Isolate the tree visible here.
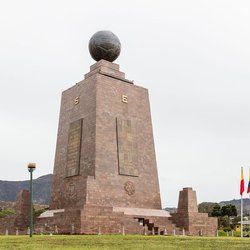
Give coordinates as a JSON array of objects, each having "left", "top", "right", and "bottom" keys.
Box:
[
  {"left": 211, "top": 204, "right": 222, "bottom": 217},
  {"left": 219, "top": 216, "right": 229, "bottom": 229},
  {"left": 221, "top": 204, "right": 237, "bottom": 217},
  {"left": 221, "top": 204, "right": 237, "bottom": 229},
  {"left": 231, "top": 216, "right": 241, "bottom": 229},
  {"left": 198, "top": 202, "right": 217, "bottom": 215},
  {"left": 210, "top": 204, "right": 238, "bottom": 230}
]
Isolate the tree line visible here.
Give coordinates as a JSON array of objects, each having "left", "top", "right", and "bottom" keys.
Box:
[{"left": 198, "top": 203, "right": 239, "bottom": 230}]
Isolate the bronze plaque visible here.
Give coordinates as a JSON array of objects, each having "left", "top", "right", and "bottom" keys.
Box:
[
  {"left": 66, "top": 119, "right": 82, "bottom": 177},
  {"left": 116, "top": 118, "right": 138, "bottom": 176}
]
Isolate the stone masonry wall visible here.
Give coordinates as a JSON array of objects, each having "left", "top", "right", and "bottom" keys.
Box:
[
  {"left": 50, "top": 75, "right": 97, "bottom": 210},
  {"left": 86, "top": 62, "right": 161, "bottom": 209},
  {"left": 14, "top": 189, "right": 30, "bottom": 230},
  {"left": 171, "top": 188, "right": 218, "bottom": 236},
  {"left": 50, "top": 60, "right": 162, "bottom": 211}
]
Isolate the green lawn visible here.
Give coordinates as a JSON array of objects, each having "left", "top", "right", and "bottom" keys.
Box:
[{"left": 0, "top": 235, "right": 249, "bottom": 250}]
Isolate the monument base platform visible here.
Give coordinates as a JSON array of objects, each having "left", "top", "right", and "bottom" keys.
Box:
[
  {"left": 0, "top": 188, "right": 218, "bottom": 236},
  {"left": 35, "top": 188, "right": 217, "bottom": 236},
  {"left": 36, "top": 204, "right": 179, "bottom": 235}
]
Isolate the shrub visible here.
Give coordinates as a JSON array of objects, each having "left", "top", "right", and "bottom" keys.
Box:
[
  {"left": 223, "top": 227, "right": 231, "bottom": 232},
  {"left": 0, "top": 209, "right": 15, "bottom": 218}
]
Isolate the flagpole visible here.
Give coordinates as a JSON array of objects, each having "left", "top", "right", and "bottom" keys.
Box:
[
  {"left": 241, "top": 194, "right": 243, "bottom": 238},
  {"left": 240, "top": 166, "right": 244, "bottom": 238}
]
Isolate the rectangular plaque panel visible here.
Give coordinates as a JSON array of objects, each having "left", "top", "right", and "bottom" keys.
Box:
[
  {"left": 66, "top": 119, "right": 82, "bottom": 177},
  {"left": 116, "top": 117, "right": 138, "bottom": 176}
]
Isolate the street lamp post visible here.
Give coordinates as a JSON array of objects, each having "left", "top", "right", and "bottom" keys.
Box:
[{"left": 27, "top": 163, "right": 36, "bottom": 238}]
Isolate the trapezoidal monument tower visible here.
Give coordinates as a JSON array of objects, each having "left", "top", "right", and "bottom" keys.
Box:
[{"left": 48, "top": 31, "right": 173, "bottom": 234}]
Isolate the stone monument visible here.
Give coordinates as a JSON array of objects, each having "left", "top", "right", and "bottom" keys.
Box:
[
  {"left": 47, "top": 30, "right": 171, "bottom": 234},
  {"left": 14, "top": 189, "right": 30, "bottom": 230},
  {"left": 171, "top": 188, "right": 217, "bottom": 236},
  {"left": 36, "top": 31, "right": 217, "bottom": 235},
  {"left": 0, "top": 189, "right": 30, "bottom": 235}
]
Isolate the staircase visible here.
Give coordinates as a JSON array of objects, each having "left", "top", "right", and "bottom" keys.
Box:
[{"left": 135, "top": 217, "right": 183, "bottom": 235}]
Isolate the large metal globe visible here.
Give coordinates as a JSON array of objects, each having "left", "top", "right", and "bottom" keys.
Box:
[{"left": 89, "top": 31, "right": 121, "bottom": 62}]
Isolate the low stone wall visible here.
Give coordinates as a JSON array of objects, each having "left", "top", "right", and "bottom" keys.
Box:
[
  {"left": 188, "top": 213, "right": 217, "bottom": 236},
  {"left": 0, "top": 216, "right": 15, "bottom": 235},
  {"left": 34, "top": 209, "right": 81, "bottom": 234},
  {"left": 171, "top": 212, "right": 217, "bottom": 236}
]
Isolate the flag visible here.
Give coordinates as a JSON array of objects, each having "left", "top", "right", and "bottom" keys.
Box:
[
  {"left": 240, "top": 167, "right": 244, "bottom": 196},
  {"left": 247, "top": 168, "right": 250, "bottom": 193}
]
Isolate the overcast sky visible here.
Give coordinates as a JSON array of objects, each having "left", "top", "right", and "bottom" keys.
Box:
[{"left": 0, "top": 0, "right": 250, "bottom": 207}]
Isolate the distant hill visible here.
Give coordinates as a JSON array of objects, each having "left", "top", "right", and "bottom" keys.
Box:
[
  {"left": 164, "top": 207, "right": 177, "bottom": 214},
  {"left": 0, "top": 174, "right": 52, "bottom": 205},
  {"left": 166, "top": 199, "right": 250, "bottom": 216}
]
